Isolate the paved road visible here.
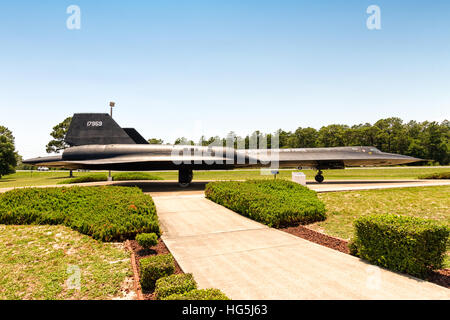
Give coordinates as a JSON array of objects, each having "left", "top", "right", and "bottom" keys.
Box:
[{"left": 151, "top": 193, "right": 449, "bottom": 300}]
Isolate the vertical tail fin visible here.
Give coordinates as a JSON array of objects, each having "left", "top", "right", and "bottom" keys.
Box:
[
  {"left": 122, "top": 128, "right": 150, "bottom": 144},
  {"left": 65, "top": 113, "right": 137, "bottom": 146}
]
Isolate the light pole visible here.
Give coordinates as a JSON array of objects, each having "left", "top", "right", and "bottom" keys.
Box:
[
  {"left": 110, "top": 101, "right": 115, "bottom": 117},
  {"left": 108, "top": 101, "right": 115, "bottom": 181}
]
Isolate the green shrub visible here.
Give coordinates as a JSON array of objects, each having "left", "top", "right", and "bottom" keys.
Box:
[
  {"left": 58, "top": 173, "right": 108, "bottom": 184},
  {"left": 139, "top": 254, "right": 175, "bottom": 291},
  {"left": 418, "top": 172, "right": 450, "bottom": 179},
  {"left": 350, "top": 214, "right": 449, "bottom": 278},
  {"left": 136, "top": 233, "right": 158, "bottom": 249},
  {"left": 205, "top": 180, "right": 326, "bottom": 228},
  {"left": 155, "top": 273, "right": 197, "bottom": 299},
  {"left": 162, "top": 288, "right": 230, "bottom": 300},
  {"left": 113, "top": 172, "right": 163, "bottom": 181},
  {"left": 0, "top": 186, "right": 160, "bottom": 241},
  {"left": 348, "top": 239, "right": 358, "bottom": 256},
  {"left": 58, "top": 172, "right": 163, "bottom": 184}
]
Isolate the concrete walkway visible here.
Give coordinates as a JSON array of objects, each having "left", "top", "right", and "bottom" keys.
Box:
[
  {"left": 152, "top": 194, "right": 450, "bottom": 300},
  {"left": 308, "top": 179, "right": 450, "bottom": 193},
  {"left": 1, "top": 179, "right": 448, "bottom": 195},
  {"left": 129, "top": 179, "right": 450, "bottom": 194}
]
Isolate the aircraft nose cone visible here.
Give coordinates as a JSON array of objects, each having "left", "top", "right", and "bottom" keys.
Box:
[
  {"left": 399, "top": 154, "right": 423, "bottom": 161},
  {"left": 23, "top": 155, "right": 63, "bottom": 165},
  {"left": 383, "top": 152, "right": 423, "bottom": 164}
]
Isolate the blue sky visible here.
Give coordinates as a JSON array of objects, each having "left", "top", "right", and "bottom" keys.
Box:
[{"left": 1, "top": 0, "right": 449, "bottom": 158}]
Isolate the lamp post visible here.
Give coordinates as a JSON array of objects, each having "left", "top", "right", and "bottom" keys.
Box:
[
  {"left": 110, "top": 101, "right": 115, "bottom": 117},
  {"left": 108, "top": 101, "right": 115, "bottom": 181}
]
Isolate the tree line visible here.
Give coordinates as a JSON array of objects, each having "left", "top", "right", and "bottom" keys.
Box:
[{"left": 164, "top": 118, "right": 449, "bottom": 165}]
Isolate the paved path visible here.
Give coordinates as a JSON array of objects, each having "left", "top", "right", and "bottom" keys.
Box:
[
  {"left": 151, "top": 193, "right": 450, "bottom": 300},
  {"left": 127, "top": 179, "right": 450, "bottom": 194},
  {"left": 1, "top": 179, "right": 449, "bottom": 195},
  {"left": 308, "top": 179, "right": 450, "bottom": 192}
]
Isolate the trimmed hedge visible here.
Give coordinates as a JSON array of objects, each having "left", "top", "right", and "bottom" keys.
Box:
[
  {"left": 350, "top": 214, "right": 449, "bottom": 278},
  {"left": 136, "top": 233, "right": 158, "bottom": 249},
  {"left": 162, "top": 288, "right": 230, "bottom": 300},
  {"left": 0, "top": 186, "right": 160, "bottom": 242},
  {"left": 59, "top": 172, "right": 163, "bottom": 184},
  {"left": 205, "top": 180, "right": 326, "bottom": 228},
  {"left": 113, "top": 172, "right": 163, "bottom": 181},
  {"left": 155, "top": 273, "right": 197, "bottom": 300},
  {"left": 418, "top": 172, "right": 450, "bottom": 179},
  {"left": 59, "top": 173, "right": 107, "bottom": 184},
  {"left": 139, "top": 254, "right": 175, "bottom": 290}
]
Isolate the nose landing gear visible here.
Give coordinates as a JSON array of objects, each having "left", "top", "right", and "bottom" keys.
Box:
[
  {"left": 315, "top": 170, "right": 324, "bottom": 183},
  {"left": 178, "top": 169, "right": 193, "bottom": 188}
]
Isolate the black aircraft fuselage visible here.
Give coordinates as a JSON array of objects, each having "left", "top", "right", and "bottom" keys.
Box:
[{"left": 24, "top": 113, "right": 422, "bottom": 185}]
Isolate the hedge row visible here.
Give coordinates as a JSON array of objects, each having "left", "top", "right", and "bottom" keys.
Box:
[
  {"left": 162, "top": 289, "right": 230, "bottom": 300},
  {"left": 205, "top": 180, "right": 326, "bottom": 228},
  {"left": 136, "top": 233, "right": 158, "bottom": 249},
  {"left": 418, "top": 172, "right": 450, "bottom": 180},
  {"left": 155, "top": 273, "right": 197, "bottom": 299},
  {"left": 0, "top": 186, "right": 160, "bottom": 242},
  {"left": 113, "top": 172, "right": 163, "bottom": 181},
  {"left": 139, "top": 254, "right": 229, "bottom": 300},
  {"left": 58, "top": 173, "right": 108, "bottom": 184},
  {"left": 140, "top": 254, "right": 175, "bottom": 290},
  {"left": 349, "top": 214, "right": 449, "bottom": 278},
  {"left": 59, "top": 172, "right": 163, "bottom": 184}
]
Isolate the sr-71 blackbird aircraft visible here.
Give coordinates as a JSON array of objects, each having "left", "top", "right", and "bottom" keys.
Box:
[{"left": 24, "top": 113, "right": 422, "bottom": 186}]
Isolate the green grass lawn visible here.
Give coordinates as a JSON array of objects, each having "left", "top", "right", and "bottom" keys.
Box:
[
  {"left": 312, "top": 185, "right": 450, "bottom": 268},
  {"left": 0, "top": 225, "right": 132, "bottom": 300},
  {"left": 1, "top": 167, "right": 449, "bottom": 189},
  {"left": 0, "top": 171, "right": 98, "bottom": 188}
]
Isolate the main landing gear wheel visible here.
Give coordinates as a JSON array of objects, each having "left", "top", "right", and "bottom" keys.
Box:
[
  {"left": 178, "top": 169, "right": 193, "bottom": 188},
  {"left": 315, "top": 170, "right": 324, "bottom": 183}
]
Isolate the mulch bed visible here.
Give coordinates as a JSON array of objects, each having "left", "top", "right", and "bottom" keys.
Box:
[
  {"left": 281, "top": 225, "right": 350, "bottom": 254},
  {"left": 127, "top": 239, "right": 184, "bottom": 300},
  {"left": 426, "top": 269, "right": 450, "bottom": 288},
  {"left": 281, "top": 225, "right": 450, "bottom": 289}
]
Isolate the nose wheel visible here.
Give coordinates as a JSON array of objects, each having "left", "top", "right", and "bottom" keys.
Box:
[
  {"left": 178, "top": 169, "right": 193, "bottom": 188},
  {"left": 315, "top": 170, "right": 324, "bottom": 183}
]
